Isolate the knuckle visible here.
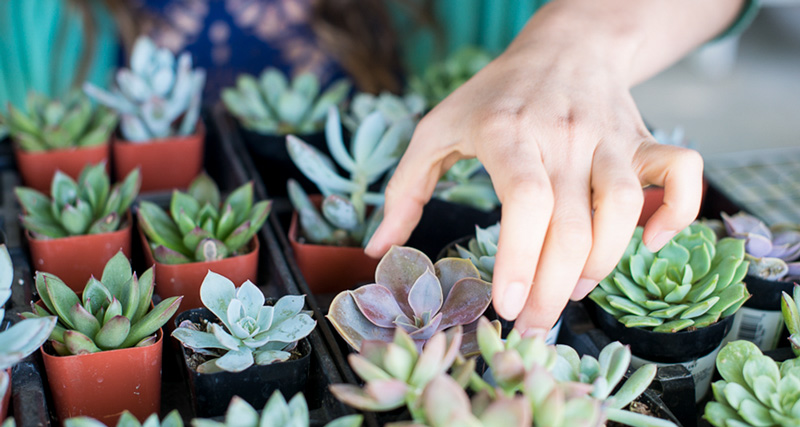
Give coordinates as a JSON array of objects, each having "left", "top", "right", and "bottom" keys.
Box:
[
  {"left": 501, "top": 177, "right": 554, "bottom": 209},
  {"left": 599, "top": 180, "right": 644, "bottom": 210}
]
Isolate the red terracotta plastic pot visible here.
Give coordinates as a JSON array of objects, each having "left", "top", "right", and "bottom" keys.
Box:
[
  {"left": 41, "top": 330, "right": 163, "bottom": 425},
  {"left": 0, "top": 368, "right": 9, "bottom": 422},
  {"left": 139, "top": 227, "right": 259, "bottom": 312},
  {"left": 288, "top": 210, "right": 379, "bottom": 294},
  {"left": 26, "top": 212, "right": 132, "bottom": 291},
  {"left": 14, "top": 143, "right": 110, "bottom": 194},
  {"left": 112, "top": 122, "right": 205, "bottom": 192}
]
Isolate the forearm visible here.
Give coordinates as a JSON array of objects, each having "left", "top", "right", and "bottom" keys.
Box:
[{"left": 506, "top": 0, "right": 747, "bottom": 87}]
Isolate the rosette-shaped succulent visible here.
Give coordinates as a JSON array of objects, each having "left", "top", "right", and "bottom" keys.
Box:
[
  {"left": 327, "top": 246, "right": 492, "bottom": 352},
  {"left": 2, "top": 90, "right": 118, "bottom": 152},
  {"left": 409, "top": 46, "right": 493, "bottom": 107},
  {"left": 589, "top": 224, "right": 751, "bottom": 333},
  {"left": 719, "top": 212, "right": 800, "bottom": 281},
  {"left": 222, "top": 68, "right": 350, "bottom": 135},
  {"left": 433, "top": 159, "right": 499, "bottom": 212},
  {"left": 16, "top": 162, "right": 140, "bottom": 239},
  {"left": 22, "top": 251, "right": 182, "bottom": 355},
  {"left": 343, "top": 91, "right": 425, "bottom": 130},
  {"left": 704, "top": 340, "right": 800, "bottom": 427},
  {"left": 138, "top": 174, "right": 271, "bottom": 263},
  {"left": 65, "top": 410, "right": 183, "bottom": 427},
  {"left": 172, "top": 272, "right": 316, "bottom": 373},
  {"left": 455, "top": 222, "right": 500, "bottom": 281},
  {"left": 782, "top": 284, "right": 800, "bottom": 357}
]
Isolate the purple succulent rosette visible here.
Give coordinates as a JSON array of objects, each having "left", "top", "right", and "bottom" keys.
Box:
[
  {"left": 327, "top": 246, "right": 492, "bottom": 354},
  {"left": 721, "top": 212, "right": 800, "bottom": 280}
]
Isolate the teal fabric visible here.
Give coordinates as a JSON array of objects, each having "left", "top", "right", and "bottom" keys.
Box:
[{"left": 0, "top": 0, "right": 118, "bottom": 113}]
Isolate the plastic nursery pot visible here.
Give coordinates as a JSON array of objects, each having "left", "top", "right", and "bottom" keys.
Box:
[
  {"left": 174, "top": 308, "right": 311, "bottom": 417},
  {"left": 726, "top": 274, "right": 795, "bottom": 351},
  {"left": 0, "top": 368, "right": 9, "bottom": 422},
  {"left": 288, "top": 208, "right": 379, "bottom": 295},
  {"left": 407, "top": 199, "right": 501, "bottom": 260},
  {"left": 41, "top": 329, "right": 163, "bottom": 425},
  {"left": 239, "top": 126, "right": 326, "bottom": 197},
  {"left": 112, "top": 121, "right": 205, "bottom": 192},
  {"left": 26, "top": 211, "right": 132, "bottom": 292},
  {"left": 139, "top": 227, "right": 259, "bottom": 312},
  {"left": 14, "top": 142, "right": 110, "bottom": 194}
]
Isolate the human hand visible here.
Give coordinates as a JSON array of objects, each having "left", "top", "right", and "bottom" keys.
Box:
[{"left": 364, "top": 2, "right": 711, "bottom": 332}]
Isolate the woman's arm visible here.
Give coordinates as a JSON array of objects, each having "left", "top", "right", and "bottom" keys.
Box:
[{"left": 365, "top": 0, "right": 748, "bottom": 332}]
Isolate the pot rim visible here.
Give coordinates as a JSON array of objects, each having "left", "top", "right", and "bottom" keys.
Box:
[
  {"left": 138, "top": 224, "right": 260, "bottom": 267},
  {"left": 40, "top": 328, "right": 164, "bottom": 361},
  {"left": 13, "top": 140, "right": 110, "bottom": 155}
]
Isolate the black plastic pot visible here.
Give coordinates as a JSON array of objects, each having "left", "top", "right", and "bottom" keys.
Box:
[
  {"left": 174, "top": 308, "right": 312, "bottom": 418},
  {"left": 742, "top": 274, "right": 794, "bottom": 310},
  {"left": 239, "top": 126, "right": 327, "bottom": 198},
  {"left": 594, "top": 303, "right": 735, "bottom": 363},
  {"left": 407, "top": 199, "right": 500, "bottom": 260}
]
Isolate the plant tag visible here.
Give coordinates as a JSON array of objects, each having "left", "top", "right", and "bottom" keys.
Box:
[
  {"left": 726, "top": 307, "right": 784, "bottom": 351},
  {"left": 630, "top": 344, "right": 721, "bottom": 403}
]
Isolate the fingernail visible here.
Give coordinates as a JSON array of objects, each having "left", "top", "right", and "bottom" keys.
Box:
[
  {"left": 645, "top": 230, "right": 677, "bottom": 252},
  {"left": 570, "top": 278, "right": 598, "bottom": 301},
  {"left": 501, "top": 281, "right": 528, "bottom": 319}
]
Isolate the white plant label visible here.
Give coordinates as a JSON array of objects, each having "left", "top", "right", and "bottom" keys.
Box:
[
  {"left": 727, "top": 307, "right": 784, "bottom": 351},
  {"left": 630, "top": 344, "right": 722, "bottom": 403}
]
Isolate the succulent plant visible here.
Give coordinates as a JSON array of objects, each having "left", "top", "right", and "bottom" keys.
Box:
[
  {"left": 137, "top": 174, "right": 271, "bottom": 264},
  {"left": 21, "top": 251, "right": 182, "bottom": 355},
  {"left": 64, "top": 410, "right": 183, "bottom": 427},
  {"left": 84, "top": 36, "right": 205, "bottom": 142},
  {"left": 782, "top": 284, "right": 800, "bottom": 357},
  {"left": 327, "top": 246, "right": 492, "bottom": 353},
  {"left": 2, "top": 90, "right": 118, "bottom": 152},
  {"left": 0, "top": 244, "right": 57, "bottom": 403},
  {"left": 717, "top": 212, "right": 800, "bottom": 281},
  {"left": 330, "top": 327, "right": 463, "bottom": 421},
  {"left": 455, "top": 222, "right": 500, "bottom": 281},
  {"left": 652, "top": 127, "right": 690, "bottom": 148},
  {"left": 342, "top": 91, "right": 425, "bottom": 131},
  {"left": 433, "top": 159, "right": 499, "bottom": 212},
  {"left": 15, "top": 162, "right": 141, "bottom": 239},
  {"left": 589, "top": 224, "right": 751, "bottom": 333},
  {"left": 172, "top": 271, "right": 316, "bottom": 373},
  {"left": 704, "top": 340, "right": 800, "bottom": 427},
  {"left": 409, "top": 46, "right": 493, "bottom": 107},
  {"left": 192, "top": 392, "right": 362, "bottom": 427},
  {"left": 287, "top": 107, "right": 413, "bottom": 247}
]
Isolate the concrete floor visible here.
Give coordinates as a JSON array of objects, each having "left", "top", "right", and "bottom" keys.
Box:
[{"left": 631, "top": 7, "right": 800, "bottom": 158}]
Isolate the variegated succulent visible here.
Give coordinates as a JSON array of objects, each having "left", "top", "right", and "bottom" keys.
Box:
[
  {"left": 172, "top": 271, "right": 316, "bottom": 373},
  {"left": 65, "top": 410, "right": 183, "bottom": 427},
  {"left": 16, "top": 162, "right": 140, "bottom": 239},
  {"left": 433, "top": 159, "right": 499, "bottom": 212},
  {"left": 84, "top": 36, "right": 205, "bottom": 142},
  {"left": 327, "top": 246, "right": 492, "bottom": 353},
  {"left": 137, "top": 174, "right": 271, "bottom": 264},
  {"left": 222, "top": 68, "right": 350, "bottom": 135},
  {"left": 2, "top": 90, "right": 118, "bottom": 152},
  {"left": 409, "top": 46, "right": 493, "bottom": 107},
  {"left": 192, "top": 393, "right": 362, "bottom": 427},
  {"left": 782, "top": 284, "right": 800, "bottom": 357},
  {"left": 705, "top": 340, "right": 800, "bottom": 427},
  {"left": 589, "top": 224, "right": 751, "bottom": 332},
  {"left": 287, "top": 107, "right": 413, "bottom": 247},
  {"left": 21, "top": 251, "right": 182, "bottom": 355},
  {"left": 717, "top": 212, "right": 800, "bottom": 281},
  {"left": 343, "top": 91, "right": 425, "bottom": 131},
  {"left": 455, "top": 222, "right": 500, "bottom": 281}
]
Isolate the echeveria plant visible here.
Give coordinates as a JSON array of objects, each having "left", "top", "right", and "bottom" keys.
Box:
[
  {"left": 719, "top": 212, "right": 800, "bottom": 281},
  {"left": 456, "top": 222, "right": 500, "bottom": 281},
  {"left": 84, "top": 36, "right": 205, "bottom": 142},
  {"left": 782, "top": 284, "right": 800, "bottom": 357},
  {"left": 704, "top": 340, "right": 800, "bottom": 427},
  {"left": 327, "top": 246, "right": 492, "bottom": 352},
  {"left": 192, "top": 392, "right": 362, "bottom": 427},
  {"left": 172, "top": 271, "right": 316, "bottom": 373},
  {"left": 287, "top": 107, "right": 413, "bottom": 247},
  {"left": 65, "top": 410, "right": 183, "bottom": 427},
  {"left": 342, "top": 91, "right": 425, "bottom": 131},
  {"left": 0, "top": 245, "right": 57, "bottom": 403},
  {"left": 16, "top": 162, "right": 141, "bottom": 239},
  {"left": 222, "top": 68, "right": 350, "bottom": 135},
  {"left": 589, "top": 224, "right": 750, "bottom": 332},
  {"left": 138, "top": 174, "right": 270, "bottom": 264},
  {"left": 2, "top": 90, "right": 118, "bottom": 152},
  {"left": 433, "top": 159, "right": 499, "bottom": 212},
  {"left": 409, "top": 46, "right": 492, "bottom": 107},
  {"left": 21, "top": 251, "right": 182, "bottom": 355}
]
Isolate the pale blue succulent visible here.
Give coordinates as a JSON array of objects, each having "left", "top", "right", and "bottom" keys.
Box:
[
  {"left": 172, "top": 272, "right": 316, "bottom": 373},
  {"left": 456, "top": 222, "right": 500, "bottom": 281},
  {"left": 65, "top": 410, "right": 183, "bottom": 427},
  {"left": 84, "top": 36, "right": 205, "bottom": 142},
  {"left": 343, "top": 91, "right": 425, "bottom": 131},
  {"left": 287, "top": 107, "right": 413, "bottom": 247},
  {"left": 434, "top": 159, "right": 499, "bottom": 212}
]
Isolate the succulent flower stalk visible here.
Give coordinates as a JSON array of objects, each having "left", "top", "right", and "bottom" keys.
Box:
[
  {"left": 172, "top": 272, "right": 316, "bottom": 373},
  {"left": 1, "top": 90, "right": 118, "bottom": 152},
  {"left": 15, "top": 162, "right": 140, "bottom": 239},
  {"left": 138, "top": 174, "right": 271, "bottom": 264},
  {"left": 718, "top": 212, "right": 800, "bottom": 281},
  {"left": 327, "top": 246, "right": 492, "bottom": 353},
  {"left": 589, "top": 224, "right": 751, "bottom": 332}
]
